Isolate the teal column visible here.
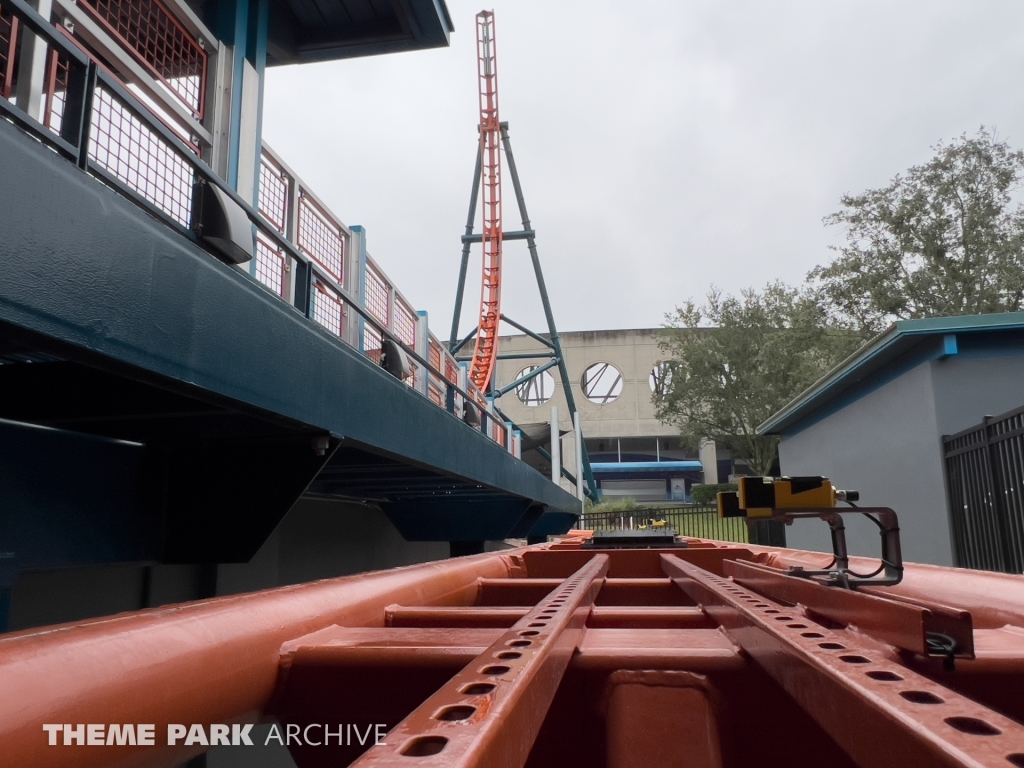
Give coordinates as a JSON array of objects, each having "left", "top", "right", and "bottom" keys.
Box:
[
  {"left": 244, "top": 0, "right": 268, "bottom": 278},
  {"left": 216, "top": 0, "right": 248, "bottom": 190},
  {"left": 247, "top": 0, "right": 269, "bottom": 206},
  {"left": 352, "top": 225, "right": 368, "bottom": 352}
]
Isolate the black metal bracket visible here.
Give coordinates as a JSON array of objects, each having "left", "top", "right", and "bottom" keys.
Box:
[{"left": 763, "top": 506, "right": 904, "bottom": 588}]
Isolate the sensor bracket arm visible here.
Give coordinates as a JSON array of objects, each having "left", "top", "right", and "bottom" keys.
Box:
[{"left": 762, "top": 507, "right": 904, "bottom": 589}]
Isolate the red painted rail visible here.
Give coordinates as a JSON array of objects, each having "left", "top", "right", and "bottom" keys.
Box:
[{"left": 2, "top": 538, "right": 1023, "bottom": 767}]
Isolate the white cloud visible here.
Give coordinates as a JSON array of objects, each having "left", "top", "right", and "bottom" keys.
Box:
[{"left": 263, "top": 0, "right": 1024, "bottom": 336}]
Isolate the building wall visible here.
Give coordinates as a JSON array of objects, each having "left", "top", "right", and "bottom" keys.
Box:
[
  {"left": 929, "top": 354, "right": 1024, "bottom": 436},
  {"left": 778, "top": 362, "right": 951, "bottom": 565},
  {"left": 494, "top": 329, "right": 676, "bottom": 440},
  {"left": 779, "top": 351, "right": 1024, "bottom": 567},
  {"left": 491, "top": 329, "right": 691, "bottom": 496}
]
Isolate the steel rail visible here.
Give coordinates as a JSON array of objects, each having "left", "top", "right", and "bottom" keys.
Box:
[
  {"left": 744, "top": 544, "right": 1024, "bottom": 630},
  {"left": 351, "top": 554, "right": 610, "bottom": 767},
  {"left": 468, "top": 10, "right": 503, "bottom": 393},
  {"left": 0, "top": 552, "right": 516, "bottom": 768},
  {"left": 661, "top": 554, "right": 1024, "bottom": 768}
]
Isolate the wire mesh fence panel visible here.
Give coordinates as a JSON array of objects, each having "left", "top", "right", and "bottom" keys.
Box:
[
  {"left": 255, "top": 232, "right": 286, "bottom": 297},
  {"left": 492, "top": 421, "right": 506, "bottom": 447},
  {"left": 311, "top": 278, "right": 343, "bottom": 337},
  {"left": 445, "top": 357, "right": 460, "bottom": 385},
  {"left": 77, "top": 0, "right": 207, "bottom": 116},
  {"left": 89, "top": 85, "right": 194, "bottom": 226},
  {"left": 944, "top": 406, "right": 1024, "bottom": 574},
  {"left": 364, "top": 264, "right": 389, "bottom": 326},
  {"left": 298, "top": 194, "right": 344, "bottom": 284},
  {"left": 394, "top": 299, "right": 416, "bottom": 347},
  {"left": 425, "top": 339, "right": 443, "bottom": 403},
  {"left": 362, "top": 323, "right": 383, "bottom": 366},
  {"left": 258, "top": 155, "right": 289, "bottom": 234}
]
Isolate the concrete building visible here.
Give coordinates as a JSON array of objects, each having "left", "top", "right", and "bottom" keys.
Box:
[
  {"left": 759, "top": 313, "right": 1024, "bottom": 567},
  {"left": 492, "top": 328, "right": 739, "bottom": 502}
]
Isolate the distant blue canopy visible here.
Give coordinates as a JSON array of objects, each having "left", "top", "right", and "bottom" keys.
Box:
[{"left": 591, "top": 461, "right": 703, "bottom": 473}]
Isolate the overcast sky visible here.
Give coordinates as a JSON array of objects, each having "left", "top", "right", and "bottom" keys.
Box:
[{"left": 262, "top": 1, "right": 1024, "bottom": 337}]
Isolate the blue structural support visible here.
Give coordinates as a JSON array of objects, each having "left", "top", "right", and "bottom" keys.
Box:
[
  {"left": 450, "top": 122, "right": 598, "bottom": 500},
  {"left": 0, "top": 115, "right": 580, "bottom": 578}
]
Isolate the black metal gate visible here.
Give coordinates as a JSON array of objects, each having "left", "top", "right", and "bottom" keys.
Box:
[{"left": 943, "top": 405, "right": 1024, "bottom": 573}]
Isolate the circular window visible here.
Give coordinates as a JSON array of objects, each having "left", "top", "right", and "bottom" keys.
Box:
[
  {"left": 649, "top": 361, "right": 673, "bottom": 395},
  {"left": 514, "top": 366, "right": 555, "bottom": 406},
  {"left": 580, "top": 362, "right": 622, "bottom": 404}
]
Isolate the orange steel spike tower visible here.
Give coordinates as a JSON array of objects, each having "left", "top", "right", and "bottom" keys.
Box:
[
  {"left": 468, "top": 10, "right": 502, "bottom": 392},
  {"left": 449, "top": 10, "right": 597, "bottom": 499}
]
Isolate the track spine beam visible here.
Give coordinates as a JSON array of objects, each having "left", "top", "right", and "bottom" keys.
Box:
[
  {"left": 662, "top": 554, "right": 1024, "bottom": 768},
  {"left": 351, "top": 554, "right": 609, "bottom": 767}
]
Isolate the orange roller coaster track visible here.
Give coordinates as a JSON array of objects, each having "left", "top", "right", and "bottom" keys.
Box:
[{"left": 468, "top": 10, "right": 502, "bottom": 393}]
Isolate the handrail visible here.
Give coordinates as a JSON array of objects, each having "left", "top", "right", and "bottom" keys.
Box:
[{"left": 0, "top": 3, "right": 516, "bottom": 452}]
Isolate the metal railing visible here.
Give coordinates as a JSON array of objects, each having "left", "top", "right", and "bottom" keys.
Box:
[
  {"left": 0, "top": 0, "right": 519, "bottom": 456},
  {"left": 579, "top": 506, "right": 749, "bottom": 544},
  {"left": 75, "top": 0, "right": 207, "bottom": 118},
  {"left": 943, "top": 404, "right": 1024, "bottom": 574}
]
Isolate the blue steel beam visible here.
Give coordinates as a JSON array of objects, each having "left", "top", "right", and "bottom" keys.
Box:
[{"left": 0, "top": 119, "right": 580, "bottom": 550}]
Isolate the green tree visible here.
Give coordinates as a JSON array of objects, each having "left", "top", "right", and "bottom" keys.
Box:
[
  {"left": 811, "top": 128, "right": 1024, "bottom": 333},
  {"left": 654, "top": 283, "right": 862, "bottom": 476}
]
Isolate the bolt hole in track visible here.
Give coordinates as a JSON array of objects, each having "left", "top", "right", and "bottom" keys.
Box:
[
  {"left": 435, "top": 706, "right": 477, "bottom": 722},
  {"left": 866, "top": 670, "right": 903, "bottom": 682},
  {"left": 401, "top": 736, "right": 448, "bottom": 756},
  {"left": 944, "top": 717, "right": 1002, "bottom": 736},
  {"left": 900, "top": 691, "right": 944, "bottom": 705},
  {"left": 660, "top": 555, "right": 1024, "bottom": 768}
]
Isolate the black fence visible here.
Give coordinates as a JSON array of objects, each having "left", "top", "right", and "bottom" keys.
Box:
[
  {"left": 943, "top": 405, "right": 1024, "bottom": 574},
  {"left": 580, "top": 506, "right": 750, "bottom": 544}
]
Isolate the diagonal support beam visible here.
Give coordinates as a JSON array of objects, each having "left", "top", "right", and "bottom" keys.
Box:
[
  {"left": 662, "top": 554, "right": 1024, "bottom": 768},
  {"left": 494, "top": 358, "right": 559, "bottom": 397},
  {"left": 499, "top": 123, "right": 596, "bottom": 499},
  {"left": 352, "top": 554, "right": 609, "bottom": 767}
]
